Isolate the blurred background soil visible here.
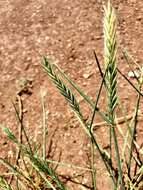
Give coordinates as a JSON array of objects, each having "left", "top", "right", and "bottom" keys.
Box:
[{"left": 0, "top": 0, "right": 143, "bottom": 189}]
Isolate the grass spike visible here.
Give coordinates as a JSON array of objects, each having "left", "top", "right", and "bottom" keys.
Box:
[
  {"left": 104, "top": 0, "right": 118, "bottom": 116},
  {"left": 104, "top": 1, "right": 125, "bottom": 189},
  {"left": 42, "top": 57, "right": 84, "bottom": 124}
]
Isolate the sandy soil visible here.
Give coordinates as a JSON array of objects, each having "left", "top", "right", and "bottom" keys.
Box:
[{"left": 0, "top": 0, "right": 143, "bottom": 189}]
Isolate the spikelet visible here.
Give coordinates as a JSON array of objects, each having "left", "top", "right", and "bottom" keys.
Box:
[
  {"left": 42, "top": 57, "right": 84, "bottom": 123},
  {"left": 103, "top": 0, "right": 117, "bottom": 119}
]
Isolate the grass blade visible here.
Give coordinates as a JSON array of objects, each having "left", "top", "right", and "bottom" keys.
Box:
[
  {"left": 40, "top": 89, "right": 48, "bottom": 161},
  {"left": 93, "top": 51, "right": 106, "bottom": 87}
]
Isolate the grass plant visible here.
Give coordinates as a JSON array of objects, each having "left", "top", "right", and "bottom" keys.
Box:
[{"left": 0, "top": 1, "right": 143, "bottom": 190}]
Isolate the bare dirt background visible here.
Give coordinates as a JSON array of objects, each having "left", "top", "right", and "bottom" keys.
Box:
[{"left": 0, "top": 0, "right": 143, "bottom": 189}]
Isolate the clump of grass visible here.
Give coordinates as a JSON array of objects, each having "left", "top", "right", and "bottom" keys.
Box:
[
  {"left": 0, "top": 1, "right": 143, "bottom": 190},
  {"left": 0, "top": 105, "right": 68, "bottom": 190}
]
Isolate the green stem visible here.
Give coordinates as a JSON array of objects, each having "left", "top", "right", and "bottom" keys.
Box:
[
  {"left": 90, "top": 138, "right": 96, "bottom": 190},
  {"left": 128, "top": 84, "right": 141, "bottom": 177},
  {"left": 111, "top": 125, "right": 125, "bottom": 189}
]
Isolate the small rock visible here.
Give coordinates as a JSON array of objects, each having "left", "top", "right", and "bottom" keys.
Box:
[
  {"left": 78, "top": 150, "right": 83, "bottom": 156},
  {"left": 23, "top": 109, "right": 27, "bottom": 113},
  {"left": 137, "top": 16, "right": 142, "bottom": 21},
  {"left": 128, "top": 70, "right": 140, "bottom": 78},
  {"left": 83, "top": 73, "right": 93, "bottom": 79}
]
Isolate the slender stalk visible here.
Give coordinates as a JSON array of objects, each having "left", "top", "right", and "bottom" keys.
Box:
[
  {"left": 89, "top": 68, "right": 111, "bottom": 189},
  {"left": 128, "top": 84, "right": 141, "bottom": 177},
  {"left": 89, "top": 68, "right": 109, "bottom": 131},
  {"left": 93, "top": 51, "right": 106, "bottom": 87},
  {"left": 87, "top": 68, "right": 117, "bottom": 184},
  {"left": 46, "top": 159, "right": 93, "bottom": 172},
  {"left": 89, "top": 130, "right": 116, "bottom": 186},
  {"left": 90, "top": 138, "right": 96, "bottom": 190},
  {"left": 40, "top": 90, "right": 47, "bottom": 161},
  {"left": 12, "top": 101, "right": 33, "bottom": 154}
]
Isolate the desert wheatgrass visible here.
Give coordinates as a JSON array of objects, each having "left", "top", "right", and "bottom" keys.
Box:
[
  {"left": 42, "top": 57, "right": 84, "bottom": 124},
  {"left": 103, "top": 1, "right": 125, "bottom": 189}
]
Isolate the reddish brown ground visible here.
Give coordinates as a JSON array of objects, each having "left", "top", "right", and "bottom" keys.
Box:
[{"left": 0, "top": 0, "right": 143, "bottom": 189}]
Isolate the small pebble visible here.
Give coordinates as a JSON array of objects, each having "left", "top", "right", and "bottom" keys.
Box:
[
  {"left": 128, "top": 70, "right": 140, "bottom": 78},
  {"left": 83, "top": 73, "right": 92, "bottom": 79}
]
